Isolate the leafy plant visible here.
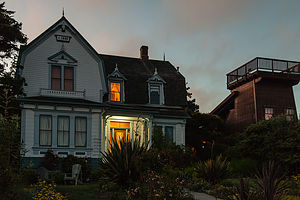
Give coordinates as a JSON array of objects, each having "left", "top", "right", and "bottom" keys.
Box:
[
  {"left": 254, "top": 161, "right": 290, "bottom": 200},
  {"left": 194, "top": 155, "right": 230, "bottom": 199},
  {"left": 99, "top": 137, "right": 148, "bottom": 185},
  {"left": 40, "top": 150, "right": 59, "bottom": 171}
]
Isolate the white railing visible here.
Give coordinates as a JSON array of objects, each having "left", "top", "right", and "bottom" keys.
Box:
[{"left": 40, "top": 88, "right": 85, "bottom": 99}]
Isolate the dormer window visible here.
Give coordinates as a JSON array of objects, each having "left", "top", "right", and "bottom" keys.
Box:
[
  {"left": 108, "top": 64, "right": 127, "bottom": 103},
  {"left": 110, "top": 82, "right": 121, "bottom": 102},
  {"left": 148, "top": 68, "right": 166, "bottom": 105}
]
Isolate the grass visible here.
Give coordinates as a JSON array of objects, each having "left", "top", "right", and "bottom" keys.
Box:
[{"left": 18, "top": 184, "right": 100, "bottom": 200}]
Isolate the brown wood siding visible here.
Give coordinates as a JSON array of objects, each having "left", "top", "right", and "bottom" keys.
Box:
[{"left": 226, "top": 81, "right": 256, "bottom": 132}]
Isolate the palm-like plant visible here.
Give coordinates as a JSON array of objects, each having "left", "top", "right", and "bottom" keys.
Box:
[
  {"left": 100, "top": 137, "right": 148, "bottom": 185},
  {"left": 194, "top": 155, "right": 230, "bottom": 199},
  {"left": 255, "top": 161, "right": 289, "bottom": 200}
]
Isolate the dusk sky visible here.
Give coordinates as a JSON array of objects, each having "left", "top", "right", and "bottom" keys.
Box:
[{"left": 6, "top": 0, "right": 300, "bottom": 113}]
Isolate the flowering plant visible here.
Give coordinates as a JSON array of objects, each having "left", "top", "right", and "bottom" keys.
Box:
[
  {"left": 126, "top": 170, "right": 191, "bottom": 200},
  {"left": 30, "top": 181, "right": 67, "bottom": 200},
  {"left": 40, "top": 149, "right": 59, "bottom": 170}
]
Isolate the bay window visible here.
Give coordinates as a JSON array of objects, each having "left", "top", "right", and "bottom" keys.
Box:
[
  {"left": 39, "top": 115, "right": 52, "bottom": 146},
  {"left": 75, "top": 117, "right": 87, "bottom": 147},
  {"left": 57, "top": 116, "right": 69, "bottom": 147}
]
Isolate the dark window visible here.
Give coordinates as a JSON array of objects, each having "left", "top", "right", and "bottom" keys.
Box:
[
  {"left": 75, "top": 117, "right": 87, "bottom": 147},
  {"left": 165, "top": 126, "right": 173, "bottom": 143},
  {"left": 39, "top": 115, "right": 52, "bottom": 146},
  {"left": 150, "top": 85, "right": 160, "bottom": 104},
  {"left": 286, "top": 108, "right": 295, "bottom": 121},
  {"left": 57, "top": 116, "right": 69, "bottom": 147},
  {"left": 51, "top": 65, "right": 61, "bottom": 90},
  {"left": 64, "top": 67, "right": 74, "bottom": 91}
]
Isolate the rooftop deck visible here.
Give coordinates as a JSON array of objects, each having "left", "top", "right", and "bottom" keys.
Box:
[{"left": 227, "top": 57, "right": 300, "bottom": 89}]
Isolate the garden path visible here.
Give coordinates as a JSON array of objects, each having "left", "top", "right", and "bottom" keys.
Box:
[{"left": 190, "top": 191, "right": 223, "bottom": 200}]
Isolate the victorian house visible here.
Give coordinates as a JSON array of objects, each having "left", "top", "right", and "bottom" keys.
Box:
[{"left": 18, "top": 16, "right": 188, "bottom": 167}]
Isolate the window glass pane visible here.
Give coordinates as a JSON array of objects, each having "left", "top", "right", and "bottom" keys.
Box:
[
  {"left": 40, "top": 115, "right": 52, "bottom": 146},
  {"left": 51, "top": 66, "right": 61, "bottom": 90},
  {"left": 165, "top": 126, "right": 173, "bottom": 143},
  {"left": 110, "top": 121, "right": 130, "bottom": 128},
  {"left": 264, "top": 108, "right": 273, "bottom": 120},
  {"left": 58, "top": 116, "right": 69, "bottom": 146},
  {"left": 75, "top": 117, "right": 87, "bottom": 147},
  {"left": 150, "top": 85, "right": 160, "bottom": 104},
  {"left": 64, "top": 67, "right": 74, "bottom": 91},
  {"left": 110, "top": 82, "right": 121, "bottom": 101}
]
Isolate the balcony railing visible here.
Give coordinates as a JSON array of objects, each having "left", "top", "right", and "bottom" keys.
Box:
[
  {"left": 40, "top": 88, "right": 85, "bottom": 99},
  {"left": 227, "top": 57, "right": 300, "bottom": 87}
]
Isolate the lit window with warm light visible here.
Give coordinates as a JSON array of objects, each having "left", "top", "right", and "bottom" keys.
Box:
[{"left": 110, "top": 82, "right": 121, "bottom": 102}]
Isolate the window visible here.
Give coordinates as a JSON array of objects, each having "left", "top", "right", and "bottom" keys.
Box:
[
  {"left": 51, "top": 65, "right": 74, "bottom": 91},
  {"left": 110, "top": 82, "right": 121, "bottom": 102},
  {"left": 75, "top": 117, "right": 87, "bottom": 147},
  {"left": 165, "top": 126, "right": 174, "bottom": 143},
  {"left": 51, "top": 65, "right": 61, "bottom": 90},
  {"left": 64, "top": 67, "right": 74, "bottom": 91},
  {"left": 150, "top": 85, "right": 160, "bottom": 104},
  {"left": 39, "top": 115, "right": 52, "bottom": 146},
  {"left": 57, "top": 116, "right": 69, "bottom": 147},
  {"left": 264, "top": 107, "right": 273, "bottom": 120},
  {"left": 153, "top": 125, "right": 174, "bottom": 144},
  {"left": 286, "top": 108, "right": 295, "bottom": 121}
]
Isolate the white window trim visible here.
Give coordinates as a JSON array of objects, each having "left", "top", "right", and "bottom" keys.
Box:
[
  {"left": 49, "top": 62, "right": 76, "bottom": 91},
  {"left": 148, "top": 82, "right": 165, "bottom": 105},
  {"left": 108, "top": 79, "right": 125, "bottom": 103},
  {"left": 155, "top": 124, "right": 175, "bottom": 143}
]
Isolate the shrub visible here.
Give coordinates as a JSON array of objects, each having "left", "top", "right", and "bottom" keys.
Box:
[
  {"left": 60, "top": 155, "right": 91, "bottom": 182},
  {"left": 99, "top": 137, "right": 148, "bottom": 186},
  {"left": 21, "top": 169, "right": 39, "bottom": 185},
  {"left": 40, "top": 150, "right": 59, "bottom": 171},
  {"left": 229, "top": 158, "right": 258, "bottom": 177},
  {"left": 126, "top": 170, "right": 191, "bottom": 200},
  {"left": 49, "top": 171, "right": 65, "bottom": 185}
]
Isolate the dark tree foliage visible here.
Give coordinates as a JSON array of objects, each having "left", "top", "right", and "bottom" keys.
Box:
[
  {"left": 0, "top": 2, "right": 27, "bottom": 72},
  {"left": 230, "top": 116, "right": 300, "bottom": 175},
  {"left": 0, "top": 2, "right": 27, "bottom": 117}
]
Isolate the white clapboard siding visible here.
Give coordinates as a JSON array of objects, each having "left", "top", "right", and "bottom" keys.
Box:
[
  {"left": 91, "top": 113, "right": 101, "bottom": 158},
  {"left": 22, "top": 28, "right": 104, "bottom": 103},
  {"left": 24, "top": 109, "right": 35, "bottom": 157}
]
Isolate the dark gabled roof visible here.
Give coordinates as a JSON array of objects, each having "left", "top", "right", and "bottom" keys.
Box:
[
  {"left": 211, "top": 91, "right": 239, "bottom": 118},
  {"left": 100, "top": 54, "right": 187, "bottom": 107}
]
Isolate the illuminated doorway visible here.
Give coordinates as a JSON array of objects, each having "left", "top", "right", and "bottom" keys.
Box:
[{"left": 110, "top": 121, "right": 130, "bottom": 148}]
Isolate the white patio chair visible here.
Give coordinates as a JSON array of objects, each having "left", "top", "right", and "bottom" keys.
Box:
[{"left": 64, "top": 164, "right": 82, "bottom": 185}]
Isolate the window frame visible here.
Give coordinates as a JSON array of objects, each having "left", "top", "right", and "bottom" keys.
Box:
[
  {"left": 148, "top": 82, "right": 164, "bottom": 105},
  {"left": 50, "top": 64, "right": 75, "bottom": 91},
  {"left": 57, "top": 116, "right": 70, "bottom": 147},
  {"left": 109, "top": 79, "right": 124, "bottom": 103},
  {"left": 39, "top": 115, "right": 52, "bottom": 146},
  {"left": 285, "top": 108, "right": 295, "bottom": 121},
  {"left": 264, "top": 107, "right": 274, "bottom": 120},
  {"left": 75, "top": 117, "right": 87, "bottom": 147},
  {"left": 154, "top": 124, "right": 175, "bottom": 143}
]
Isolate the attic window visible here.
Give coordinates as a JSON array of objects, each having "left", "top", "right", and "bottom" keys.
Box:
[
  {"left": 150, "top": 85, "right": 160, "bottom": 104},
  {"left": 147, "top": 68, "right": 165, "bottom": 105},
  {"left": 110, "top": 82, "right": 121, "bottom": 102}
]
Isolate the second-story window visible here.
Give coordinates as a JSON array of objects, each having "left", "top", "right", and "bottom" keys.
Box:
[
  {"left": 51, "top": 65, "right": 61, "bottom": 90},
  {"left": 265, "top": 107, "right": 273, "bottom": 120},
  {"left": 64, "top": 67, "right": 74, "bottom": 91},
  {"left": 110, "top": 82, "right": 121, "bottom": 102},
  {"left": 51, "top": 65, "right": 74, "bottom": 91},
  {"left": 150, "top": 85, "right": 160, "bottom": 104}
]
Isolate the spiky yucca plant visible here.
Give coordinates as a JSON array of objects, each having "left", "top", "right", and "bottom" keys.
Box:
[
  {"left": 194, "top": 155, "right": 230, "bottom": 199},
  {"left": 100, "top": 137, "right": 148, "bottom": 186},
  {"left": 255, "top": 161, "right": 289, "bottom": 200}
]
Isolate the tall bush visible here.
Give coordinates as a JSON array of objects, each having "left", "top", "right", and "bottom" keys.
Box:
[{"left": 100, "top": 137, "right": 148, "bottom": 185}]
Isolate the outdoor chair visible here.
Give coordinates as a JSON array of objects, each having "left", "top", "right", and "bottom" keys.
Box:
[
  {"left": 64, "top": 164, "right": 82, "bottom": 185},
  {"left": 37, "top": 167, "right": 49, "bottom": 180}
]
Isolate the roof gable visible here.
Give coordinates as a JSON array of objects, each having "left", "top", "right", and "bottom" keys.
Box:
[
  {"left": 48, "top": 50, "right": 77, "bottom": 64},
  {"left": 147, "top": 68, "right": 166, "bottom": 83}
]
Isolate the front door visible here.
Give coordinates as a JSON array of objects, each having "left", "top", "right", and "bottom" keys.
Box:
[{"left": 109, "top": 121, "right": 130, "bottom": 148}]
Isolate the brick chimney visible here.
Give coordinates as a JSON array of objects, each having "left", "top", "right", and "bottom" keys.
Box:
[{"left": 140, "top": 45, "right": 149, "bottom": 60}]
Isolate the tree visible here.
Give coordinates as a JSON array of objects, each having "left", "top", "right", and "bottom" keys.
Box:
[
  {"left": 0, "top": 3, "right": 27, "bottom": 199},
  {"left": 230, "top": 116, "right": 300, "bottom": 175}
]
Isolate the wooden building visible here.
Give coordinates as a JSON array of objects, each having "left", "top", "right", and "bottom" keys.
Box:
[{"left": 211, "top": 57, "right": 300, "bottom": 132}]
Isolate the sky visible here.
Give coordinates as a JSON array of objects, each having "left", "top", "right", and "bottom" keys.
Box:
[{"left": 5, "top": 0, "right": 300, "bottom": 113}]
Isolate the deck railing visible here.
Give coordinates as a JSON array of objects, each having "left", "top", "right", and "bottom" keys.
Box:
[
  {"left": 40, "top": 88, "right": 85, "bottom": 99},
  {"left": 227, "top": 57, "right": 300, "bottom": 87}
]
